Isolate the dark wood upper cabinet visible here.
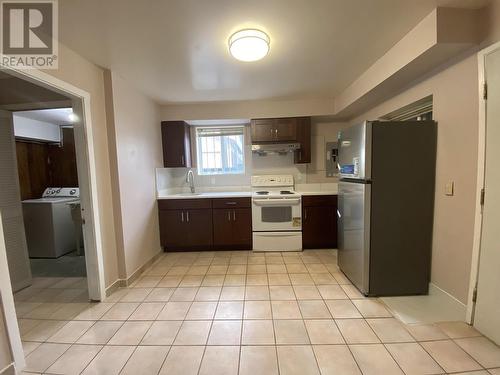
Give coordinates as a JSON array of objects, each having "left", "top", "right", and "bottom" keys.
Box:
[
  {"left": 250, "top": 119, "right": 276, "bottom": 143},
  {"left": 302, "top": 195, "right": 337, "bottom": 249},
  {"left": 251, "top": 117, "right": 297, "bottom": 143},
  {"left": 251, "top": 117, "right": 311, "bottom": 164},
  {"left": 274, "top": 118, "right": 298, "bottom": 141},
  {"left": 161, "top": 121, "right": 192, "bottom": 168},
  {"left": 294, "top": 117, "right": 311, "bottom": 164}
]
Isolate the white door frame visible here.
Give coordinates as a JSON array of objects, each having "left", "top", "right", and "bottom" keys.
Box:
[
  {"left": 0, "top": 64, "right": 106, "bottom": 302},
  {"left": 466, "top": 41, "right": 500, "bottom": 323}
]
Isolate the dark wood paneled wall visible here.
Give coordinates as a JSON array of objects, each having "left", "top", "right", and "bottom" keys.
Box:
[
  {"left": 49, "top": 128, "right": 79, "bottom": 187},
  {"left": 16, "top": 128, "right": 78, "bottom": 200}
]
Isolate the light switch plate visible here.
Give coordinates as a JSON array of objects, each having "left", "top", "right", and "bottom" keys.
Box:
[{"left": 445, "top": 181, "right": 454, "bottom": 196}]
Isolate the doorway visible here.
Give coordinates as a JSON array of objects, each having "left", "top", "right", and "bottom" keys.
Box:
[
  {"left": 468, "top": 43, "right": 500, "bottom": 344},
  {"left": 0, "top": 69, "right": 104, "bottom": 302},
  {"left": 14, "top": 108, "right": 86, "bottom": 279}
]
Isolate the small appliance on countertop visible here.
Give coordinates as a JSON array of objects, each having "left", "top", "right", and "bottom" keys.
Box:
[
  {"left": 251, "top": 175, "right": 302, "bottom": 252},
  {"left": 22, "top": 187, "right": 82, "bottom": 258}
]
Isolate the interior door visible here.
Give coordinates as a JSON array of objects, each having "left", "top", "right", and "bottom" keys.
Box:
[
  {"left": 0, "top": 110, "right": 32, "bottom": 292},
  {"left": 474, "top": 47, "right": 500, "bottom": 344}
]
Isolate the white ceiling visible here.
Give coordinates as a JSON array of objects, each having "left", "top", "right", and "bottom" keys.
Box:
[
  {"left": 58, "top": 0, "right": 488, "bottom": 104},
  {"left": 14, "top": 108, "right": 74, "bottom": 126}
]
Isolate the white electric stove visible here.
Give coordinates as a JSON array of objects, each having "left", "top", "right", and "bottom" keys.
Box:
[{"left": 251, "top": 175, "right": 302, "bottom": 252}]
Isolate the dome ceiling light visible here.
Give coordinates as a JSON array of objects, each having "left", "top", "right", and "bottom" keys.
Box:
[{"left": 228, "top": 29, "right": 270, "bottom": 62}]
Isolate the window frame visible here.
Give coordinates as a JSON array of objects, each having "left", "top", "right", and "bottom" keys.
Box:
[{"left": 195, "top": 125, "right": 246, "bottom": 176}]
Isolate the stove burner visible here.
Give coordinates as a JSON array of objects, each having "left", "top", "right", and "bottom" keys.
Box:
[
  {"left": 280, "top": 190, "right": 294, "bottom": 195},
  {"left": 255, "top": 191, "right": 269, "bottom": 195}
]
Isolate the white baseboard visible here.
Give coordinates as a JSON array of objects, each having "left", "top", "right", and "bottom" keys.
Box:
[{"left": 105, "top": 249, "right": 163, "bottom": 297}]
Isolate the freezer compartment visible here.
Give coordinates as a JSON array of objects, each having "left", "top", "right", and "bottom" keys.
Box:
[
  {"left": 338, "top": 181, "right": 371, "bottom": 294},
  {"left": 338, "top": 121, "right": 371, "bottom": 180}
]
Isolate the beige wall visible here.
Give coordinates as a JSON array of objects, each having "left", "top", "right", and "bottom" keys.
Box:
[
  {"left": 41, "top": 44, "right": 119, "bottom": 287},
  {"left": 306, "top": 121, "right": 348, "bottom": 183},
  {"left": 350, "top": 55, "right": 479, "bottom": 303},
  {"left": 106, "top": 72, "right": 162, "bottom": 278},
  {"left": 161, "top": 97, "right": 335, "bottom": 121},
  {"left": 347, "top": 1, "right": 500, "bottom": 305}
]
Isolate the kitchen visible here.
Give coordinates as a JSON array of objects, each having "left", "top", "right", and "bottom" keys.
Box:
[
  {"left": 2, "top": 1, "right": 500, "bottom": 374},
  {"left": 156, "top": 114, "right": 435, "bottom": 295}
]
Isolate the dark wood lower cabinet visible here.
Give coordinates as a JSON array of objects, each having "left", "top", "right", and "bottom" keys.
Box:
[
  {"left": 185, "top": 209, "right": 213, "bottom": 250},
  {"left": 302, "top": 195, "right": 338, "bottom": 249},
  {"left": 159, "top": 208, "right": 213, "bottom": 251},
  {"left": 159, "top": 197, "right": 251, "bottom": 251},
  {"left": 213, "top": 208, "right": 252, "bottom": 250}
]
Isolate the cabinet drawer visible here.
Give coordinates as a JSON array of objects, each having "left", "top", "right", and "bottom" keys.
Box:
[
  {"left": 158, "top": 198, "right": 212, "bottom": 210},
  {"left": 212, "top": 197, "right": 251, "bottom": 209},
  {"left": 302, "top": 195, "right": 337, "bottom": 207}
]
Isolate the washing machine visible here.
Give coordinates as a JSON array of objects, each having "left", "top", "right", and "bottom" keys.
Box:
[{"left": 22, "top": 187, "right": 81, "bottom": 258}]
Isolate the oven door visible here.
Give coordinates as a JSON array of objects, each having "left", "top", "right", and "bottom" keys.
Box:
[{"left": 252, "top": 197, "right": 302, "bottom": 231}]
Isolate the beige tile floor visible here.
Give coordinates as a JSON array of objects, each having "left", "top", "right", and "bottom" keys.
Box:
[{"left": 14, "top": 249, "right": 500, "bottom": 375}]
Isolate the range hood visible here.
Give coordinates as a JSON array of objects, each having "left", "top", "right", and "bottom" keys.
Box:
[{"left": 252, "top": 143, "right": 300, "bottom": 155}]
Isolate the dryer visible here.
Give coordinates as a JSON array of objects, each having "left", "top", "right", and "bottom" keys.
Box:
[{"left": 22, "top": 188, "right": 81, "bottom": 258}]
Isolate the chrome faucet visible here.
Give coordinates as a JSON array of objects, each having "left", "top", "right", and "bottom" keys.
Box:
[{"left": 186, "top": 169, "right": 195, "bottom": 193}]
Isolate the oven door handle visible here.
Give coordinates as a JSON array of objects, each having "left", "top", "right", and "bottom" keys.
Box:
[
  {"left": 256, "top": 232, "right": 301, "bottom": 237},
  {"left": 253, "top": 198, "right": 301, "bottom": 206}
]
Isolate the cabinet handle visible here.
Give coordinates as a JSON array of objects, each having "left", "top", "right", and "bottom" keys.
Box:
[
  {"left": 225, "top": 201, "right": 237, "bottom": 205},
  {"left": 275, "top": 128, "right": 278, "bottom": 138},
  {"left": 233, "top": 210, "right": 236, "bottom": 221},
  {"left": 186, "top": 211, "right": 190, "bottom": 222},
  {"left": 181, "top": 155, "right": 184, "bottom": 165},
  {"left": 299, "top": 151, "right": 302, "bottom": 161},
  {"left": 304, "top": 208, "right": 307, "bottom": 221},
  {"left": 227, "top": 211, "right": 231, "bottom": 221},
  {"left": 181, "top": 211, "right": 184, "bottom": 222}
]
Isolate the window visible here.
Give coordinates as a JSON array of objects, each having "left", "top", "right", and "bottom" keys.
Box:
[{"left": 196, "top": 126, "right": 245, "bottom": 175}]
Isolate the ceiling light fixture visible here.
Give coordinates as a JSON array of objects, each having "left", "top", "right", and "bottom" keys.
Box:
[{"left": 229, "top": 29, "right": 270, "bottom": 62}]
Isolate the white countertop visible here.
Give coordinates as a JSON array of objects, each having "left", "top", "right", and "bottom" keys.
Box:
[
  {"left": 157, "top": 183, "right": 337, "bottom": 199},
  {"left": 158, "top": 191, "right": 253, "bottom": 199},
  {"left": 295, "top": 183, "right": 338, "bottom": 196},
  {"left": 157, "top": 187, "right": 252, "bottom": 200}
]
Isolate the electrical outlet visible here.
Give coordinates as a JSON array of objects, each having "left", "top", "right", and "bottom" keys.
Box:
[{"left": 445, "top": 181, "right": 454, "bottom": 196}]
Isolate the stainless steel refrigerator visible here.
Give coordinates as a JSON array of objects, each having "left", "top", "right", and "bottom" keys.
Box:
[{"left": 337, "top": 120, "right": 437, "bottom": 296}]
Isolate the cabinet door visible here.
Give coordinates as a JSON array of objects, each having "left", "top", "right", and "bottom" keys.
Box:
[
  {"left": 159, "top": 210, "right": 186, "bottom": 248},
  {"left": 232, "top": 208, "right": 252, "bottom": 248},
  {"left": 161, "top": 121, "right": 192, "bottom": 167},
  {"left": 275, "top": 118, "right": 297, "bottom": 141},
  {"left": 294, "top": 117, "right": 311, "bottom": 164},
  {"left": 213, "top": 209, "right": 234, "bottom": 248},
  {"left": 251, "top": 119, "right": 276, "bottom": 143},
  {"left": 186, "top": 209, "right": 213, "bottom": 249},
  {"left": 303, "top": 205, "right": 337, "bottom": 249}
]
